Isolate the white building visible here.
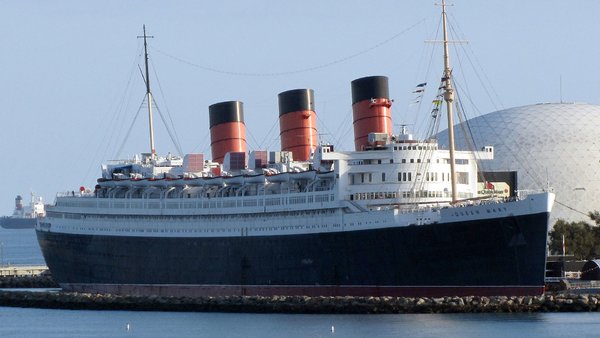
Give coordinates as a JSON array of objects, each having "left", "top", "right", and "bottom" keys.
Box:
[{"left": 440, "top": 103, "right": 600, "bottom": 224}]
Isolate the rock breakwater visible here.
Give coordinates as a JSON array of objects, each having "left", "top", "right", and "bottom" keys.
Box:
[
  {"left": 0, "top": 275, "right": 58, "bottom": 289},
  {"left": 0, "top": 292, "right": 599, "bottom": 313}
]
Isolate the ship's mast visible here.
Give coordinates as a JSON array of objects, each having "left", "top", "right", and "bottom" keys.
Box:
[
  {"left": 140, "top": 25, "right": 156, "bottom": 159},
  {"left": 441, "top": 0, "right": 458, "bottom": 203}
]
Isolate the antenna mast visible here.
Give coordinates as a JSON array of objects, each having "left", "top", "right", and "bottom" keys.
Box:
[
  {"left": 441, "top": 0, "right": 458, "bottom": 203},
  {"left": 139, "top": 25, "right": 156, "bottom": 159}
]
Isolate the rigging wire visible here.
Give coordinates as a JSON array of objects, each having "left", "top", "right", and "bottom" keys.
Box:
[
  {"left": 430, "top": 16, "right": 551, "bottom": 203},
  {"left": 189, "top": 129, "right": 212, "bottom": 155},
  {"left": 555, "top": 200, "right": 595, "bottom": 219},
  {"left": 316, "top": 106, "right": 354, "bottom": 150},
  {"left": 149, "top": 19, "right": 427, "bottom": 77},
  {"left": 104, "top": 44, "right": 145, "bottom": 160},
  {"left": 448, "top": 12, "right": 504, "bottom": 112},
  {"left": 79, "top": 41, "right": 144, "bottom": 187},
  {"left": 152, "top": 97, "right": 184, "bottom": 156},
  {"left": 453, "top": 82, "right": 491, "bottom": 187},
  {"left": 411, "top": 14, "right": 443, "bottom": 139},
  {"left": 255, "top": 118, "right": 280, "bottom": 150},
  {"left": 150, "top": 58, "right": 184, "bottom": 155},
  {"left": 244, "top": 126, "right": 262, "bottom": 153},
  {"left": 450, "top": 71, "right": 547, "bottom": 191},
  {"left": 116, "top": 95, "right": 147, "bottom": 159}
]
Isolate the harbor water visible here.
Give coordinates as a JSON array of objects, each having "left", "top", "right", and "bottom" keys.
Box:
[
  {"left": 0, "top": 227, "right": 44, "bottom": 266},
  {"left": 1, "top": 306, "right": 600, "bottom": 337},
  {"left": 1, "top": 228, "right": 600, "bottom": 337}
]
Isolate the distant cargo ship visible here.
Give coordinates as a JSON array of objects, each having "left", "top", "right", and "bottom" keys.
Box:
[
  {"left": 36, "top": 2, "right": 555, "bottom": 298},
  {"left": 1, "top": 194, "right": 45, "bottom": 229}
]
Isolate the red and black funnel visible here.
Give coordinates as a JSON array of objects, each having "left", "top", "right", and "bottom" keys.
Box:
[
  {"left": 209, "top": 101, "right": 247, "bottom": 164},
  {"left": 278, "top": 89, "right": 317, "bottom": 161},
  {"left": 351, "top": 76, "right": 392, "bottom": 150}
]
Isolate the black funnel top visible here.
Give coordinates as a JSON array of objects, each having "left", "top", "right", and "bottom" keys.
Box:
[
  {"left": 278, "top": 89, "right": 315, "bottom": 116},
  {"left": 351, "top": 76, "right": 389, "bottom": 105},
  {"left": 209, "top": 101, "right": 244, "bottom": 128}
]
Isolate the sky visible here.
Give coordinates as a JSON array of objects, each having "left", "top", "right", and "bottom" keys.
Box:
[{"left": 0, "top": 0, "right": 598, "bottom": 215}]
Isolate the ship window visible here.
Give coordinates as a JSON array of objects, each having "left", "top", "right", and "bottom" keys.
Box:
[
  {"left": 410, "top": 159, "right": 414, "bottom": 163},
  {"left": 457, "top": 172, "right": 469, "bottom": 184},
  {"left": 390, "top": 159, "right": 393, "bottom": 163},
  {"left": 408, "top": 172, "right": 412, "bottom": 181},
  {"left": 382, "top": 173, "right": 386, "bottom": 182},
  {"left": 417, "top": 159, "right": 421, "bottom": 163},
  {"left": 402, "top": 159, "right": 406, "bottom": 163},
  {"left": 378, "top": 160, "right": 382, "bottom": 164}
]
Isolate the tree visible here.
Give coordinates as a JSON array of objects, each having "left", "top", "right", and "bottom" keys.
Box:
[
  {"left": 548, "top": 212, "right": 600, "bottom": 260},
  {"left": 589, "top": 211, "right": 600, "bottom": 226}
]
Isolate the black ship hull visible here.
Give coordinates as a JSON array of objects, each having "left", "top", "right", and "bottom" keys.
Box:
[
  {"left": 1, "top": 216, "right": 36, "bottom": 229},
  {"left": 36, "top": 211, "right": 550, "bottom": 297}
]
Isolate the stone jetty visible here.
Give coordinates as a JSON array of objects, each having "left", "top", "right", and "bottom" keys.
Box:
[
  {"left": 0, "top": 275, "right": 58, "bottom": 289},
  {"left": 0, "top": 291, "right": 599, "bottom": 313},
  {"left": 1, "top": 275, "right": 598, "bottom": 313}
]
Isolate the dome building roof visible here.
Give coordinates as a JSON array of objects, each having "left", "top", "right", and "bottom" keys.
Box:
[{"left": 439, "top": 103, "right": 600, "bottom": 224}]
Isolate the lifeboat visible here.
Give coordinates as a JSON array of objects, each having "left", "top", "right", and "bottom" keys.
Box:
[
  {"left": 289, "top": 169, "right": 317, "bottom": 181},
  {"left": 266, "top": 172, "right": 290, "bottom": 183},
  {"left": 204, "top": 176, "right": 224, "bottom": 186},
  {"left": 317, "top": 170, "right": 335, "bottom": 179},
  {"left": 223, "top": 175, "right": 244, "bottom": 185},
  {"left": 243, "top": 174, "right": 266, "bottom": 184}
]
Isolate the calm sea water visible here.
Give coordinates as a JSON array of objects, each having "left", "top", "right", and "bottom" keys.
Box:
[
  {"left": 0, "top": 227, "right": 44, "bottom": 266},
  {"left": 1, "top": 228, "right": 600, "bottom": 337},
  {"left": 1, "top": 308, "right": 599, "bottom": 337}
]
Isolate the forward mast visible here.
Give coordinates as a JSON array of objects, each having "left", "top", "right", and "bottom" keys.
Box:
[
  {"left": 441, "top": 0, "right": 458, "bottom": 204},
  {"left": 139, "top": 25, "right": 156, "bottom": 159}
]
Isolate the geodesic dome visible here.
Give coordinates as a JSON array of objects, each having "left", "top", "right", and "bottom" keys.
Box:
[{"left": 439, "top": 103, "right": 600, "bottom": 224}]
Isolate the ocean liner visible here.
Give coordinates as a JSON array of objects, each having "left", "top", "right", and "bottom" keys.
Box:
[{"left": 36, "top": 3, "right": 555, "bottom": 297}]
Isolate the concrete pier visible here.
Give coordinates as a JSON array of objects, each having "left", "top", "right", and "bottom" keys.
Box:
[{"left": 0, "top": 265, "right": 48, "bottom": 277}]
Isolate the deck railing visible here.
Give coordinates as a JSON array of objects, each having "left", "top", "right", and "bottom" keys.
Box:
[{"left": 53, "top": 190, "right": 336, "bottom": 214}]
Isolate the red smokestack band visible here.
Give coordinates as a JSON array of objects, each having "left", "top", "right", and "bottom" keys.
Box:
[
  {"left": 351, "top": 76, "right": 392, "bottom": 150},
  {"left": 209, "top": 101, "right": 246, "bottom": 164},
  {"left": 278, "top": 89, "right": 317, "bottom": 161}
]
